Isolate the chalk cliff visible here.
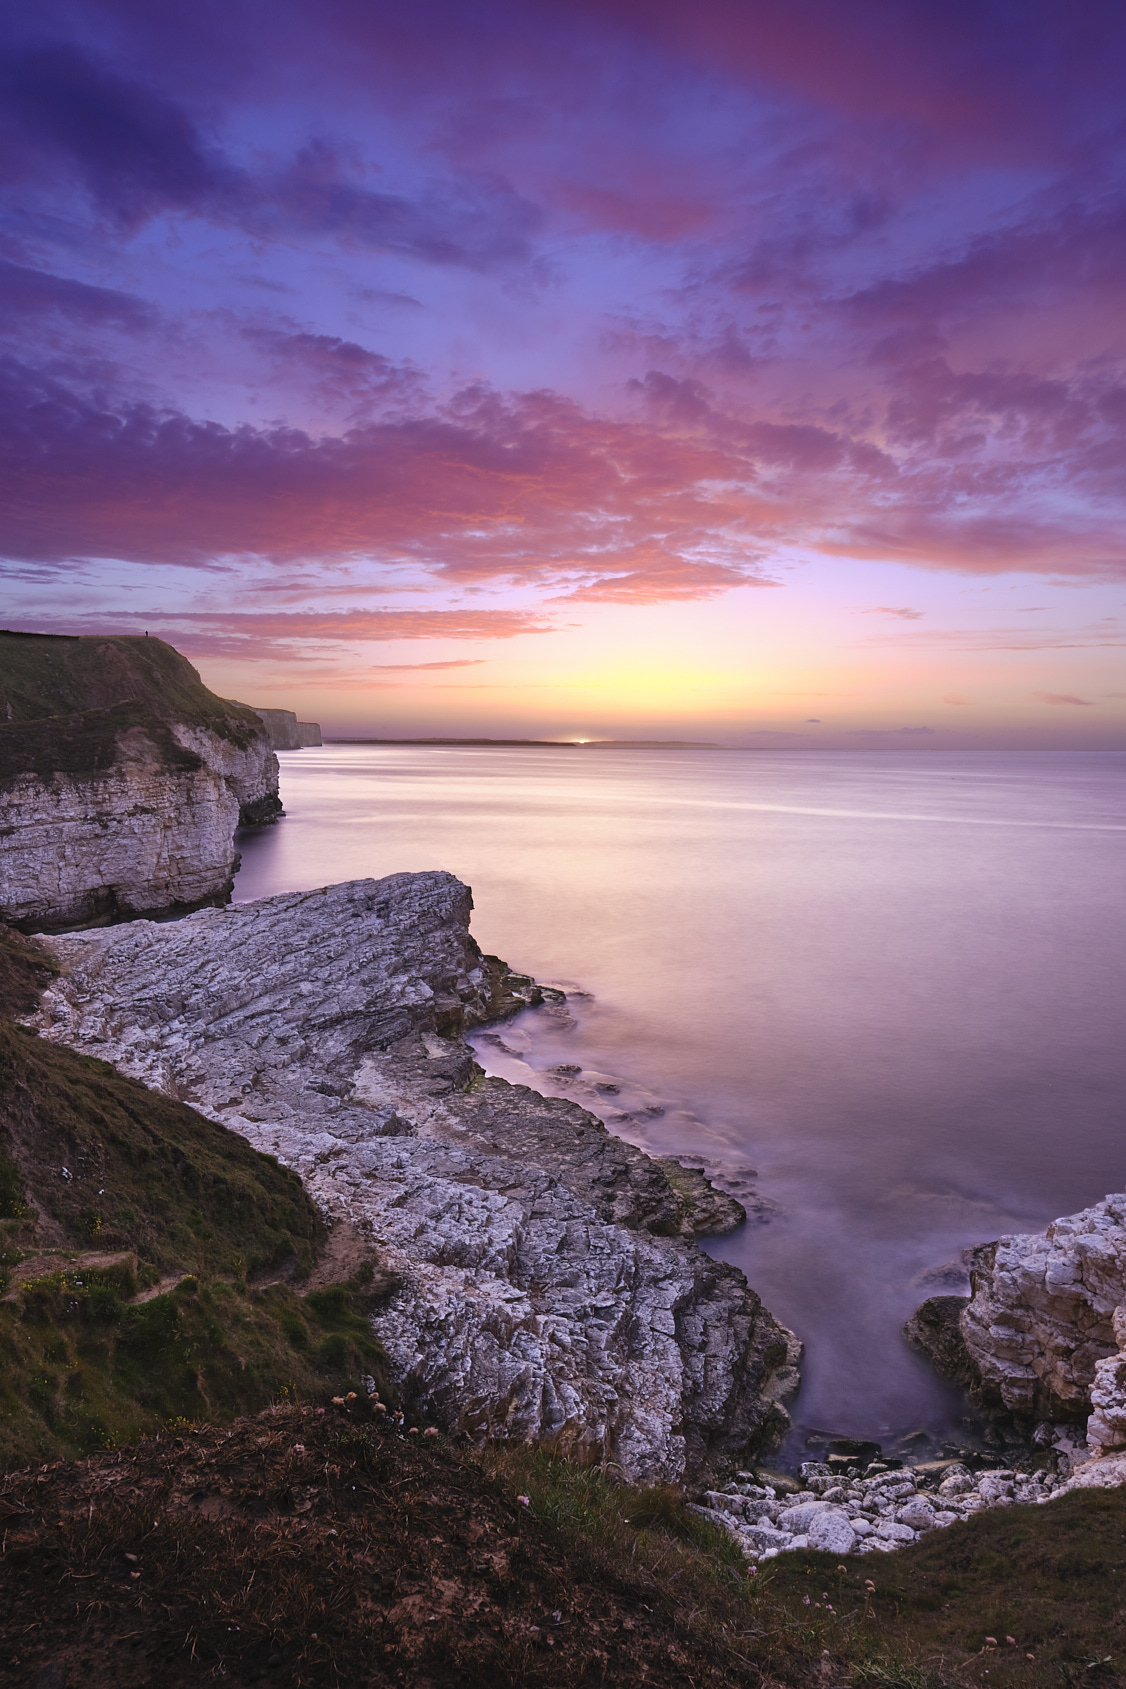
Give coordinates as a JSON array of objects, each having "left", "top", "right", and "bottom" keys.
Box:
[
  {"left": 908, "top": 1194, "right": 1126, "bottom": 1486},
  {"left": 27, "top": 871, "right": 800, "bottom": 1483},
  {"left": 0, "top": 632, "right": 280, "bottom": 930},
  {"left": 245, "top": 706, "right": 322, "bottom": 749}
]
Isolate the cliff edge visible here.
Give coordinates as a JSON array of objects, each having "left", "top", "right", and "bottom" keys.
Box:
[
  {"left": 0, "top": 631, "right": 281, "bottom": 930},
  {"left": 28, "top": 870, "right": 801, "bottom": 1484}
]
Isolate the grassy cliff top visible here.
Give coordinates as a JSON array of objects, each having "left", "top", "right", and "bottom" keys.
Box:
[
  {"left": 0, "top": 632, "right": 266, "bottom": 785},
  {"left": 0, "top": 631, "right": 260, "bottom": 736},
  {"left": 0, "top": 930, "right": 392, "bottom": 1470}
]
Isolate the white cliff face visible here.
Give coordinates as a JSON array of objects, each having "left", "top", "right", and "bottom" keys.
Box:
[
  {"left": 960, "top": 1196, "right": 1126, "bottom": 1425},
  {"left": 26, "top": 871, "right": 799, "bottom": 1484},
  {"left": 0, "top": 721, "right": 279, "bottom": 930},
  {"left": 170, "top": 723, "right": 281, "bottom": 826},
  {"left": 0, "top": 729, "right": 242, "bottom": 930}
]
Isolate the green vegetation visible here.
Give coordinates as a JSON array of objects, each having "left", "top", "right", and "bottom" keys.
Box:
[
  {"left": 0, "top": 931, "right": 393, "bottom": 1469},
  {"left": 1, "top": 927, "right": 1123, "bottom": 1682},
  {"left": 0, "top": 630, "right": 267, "bottom": 785},
  {"left": 0, "top": 629, "right": 263, "bottom": 739},
  {"left": 0, "top": 1254, "right": 390, "bottom": 1470}
]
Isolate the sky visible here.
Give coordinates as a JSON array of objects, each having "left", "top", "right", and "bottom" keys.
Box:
[{"left": 1, "top": 0, "right": 1125, "bottom": 745}]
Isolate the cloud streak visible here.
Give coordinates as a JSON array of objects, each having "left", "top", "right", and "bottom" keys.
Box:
[{"left": 2, "top": 0, "right": 1126, "bottom": 693}]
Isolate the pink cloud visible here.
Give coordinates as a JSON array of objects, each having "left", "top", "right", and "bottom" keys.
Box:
[{"left": 1033, "top": 691, "right": 1094, "bottom": 706}]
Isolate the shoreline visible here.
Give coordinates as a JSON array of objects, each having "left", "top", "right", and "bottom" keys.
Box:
[{"left": 22, "top": 872, "right": 803, "bottom": 1487}]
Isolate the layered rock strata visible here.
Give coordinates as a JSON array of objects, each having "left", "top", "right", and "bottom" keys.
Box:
[
  {"left": 0, "top": 634, "right": 281, "bottom": 930},
  {"left": 26, "top": 871, "right": 800, "bottom": 1484},
  {"left": 908, "top": 1194, "right": 1126, "bottom": 1489}
]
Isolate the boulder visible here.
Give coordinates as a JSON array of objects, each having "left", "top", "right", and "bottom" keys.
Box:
[
  {"left": 806, "top": 1508, "right": 856, "bottom": 1555},
  {"left": 777, "top": 1501, "right": 828, "bottom": 1533}
]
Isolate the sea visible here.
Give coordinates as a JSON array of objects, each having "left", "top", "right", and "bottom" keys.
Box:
[{"left": 233, "top": 745, "right": 1126, "bottom": 1459}]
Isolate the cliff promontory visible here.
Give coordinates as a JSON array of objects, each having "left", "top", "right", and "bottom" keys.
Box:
[
  {"left": 28, "top": 870, "right": 800, "bottom": 1484},
  {"left": 0, "top": 632, "right": 281, "bottom": 930}
]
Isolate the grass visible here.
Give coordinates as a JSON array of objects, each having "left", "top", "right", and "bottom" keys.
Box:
[
  {"left": 0, "top": 1015, "right": 325, "bottom": 1283},
  {"left": 0, "top": 633, "right": 280, "bottom": 822},
  {"left": 3, "top": 1404, "right": 1126, "bottom": 1687},
  {"left": 0, "top": 630, "right": 264, "bottom": 745},
  {"left": 0, "top": 932, "right": 394, "bottom": 1469},
  {"left": 0, "top": 1259, "right": 392, "bottom": 1468}
]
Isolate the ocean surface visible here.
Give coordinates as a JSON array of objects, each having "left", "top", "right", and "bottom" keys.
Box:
[{"left": 234, "top": 746, "right": 1126, "bottom": 1457}]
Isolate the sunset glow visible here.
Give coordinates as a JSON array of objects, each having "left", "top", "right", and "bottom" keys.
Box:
[{"left": 2, "top": 1, "right": 1124, "bottom": 744}]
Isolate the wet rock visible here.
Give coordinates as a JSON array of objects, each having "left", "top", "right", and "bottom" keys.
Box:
[
  {"left": 903, "top": 1295, "right": 976, "bottom": 1387},
  {"left": 653, "top": 1159, "right": 747, "bottom": 1237}
]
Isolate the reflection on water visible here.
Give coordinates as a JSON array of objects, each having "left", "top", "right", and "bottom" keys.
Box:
[{"left": 235, "top": 747, "right": 1126, "bottom": 1449}]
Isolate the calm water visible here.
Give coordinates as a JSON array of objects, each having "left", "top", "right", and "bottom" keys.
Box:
[{"left": 234, "top": 747, "right": 1126, "bottom": 1453}]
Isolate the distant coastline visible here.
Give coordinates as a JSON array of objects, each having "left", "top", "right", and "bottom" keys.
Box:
[{"left": 325, "top": 737, "right": 720, "bottom": 748}]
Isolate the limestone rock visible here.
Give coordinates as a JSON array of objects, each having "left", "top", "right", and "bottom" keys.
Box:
[
  {"left": 777, "top": 1501, "right": 827, "bottom": 1533},
  {"left": 244, "top": 707, "right": 321, "bottom": 751},
  {"left": 0, "top": 633, "right": 281, "bottom": 929},
  {"left": 807, "top": 1507, "right": 856, "bottom": 1554},
  {"left": 957, "top": 1197, "right": 1126, "bottom": 1422},
  {"left": 701, "top": 1450, "right": 1065, "bottom": 1559},
  {"left": 0, "top": 749, "right": 244, "bottom": 930},
  {"left": 1088, "top": 1352, "right": 1126, "bottom": 1456},
  {"left": 875, "top": 1519, "right": 917, "bottom": 1544},
  {"left": 653, "top": 1159, "right": 746, "bottom": 1236},
  {"left": 27, "top": 871, "right": 799, "bottom": 1484}
]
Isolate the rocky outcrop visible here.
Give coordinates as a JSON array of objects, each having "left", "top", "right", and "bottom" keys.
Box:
[
  {"left": 903, "top": 1294, "right": 981, "bottom": 1392},
  {"left": 955, "top": 1199, "right": 1126, "bottom": 1424},
  {"left": 907, "top": 1195, "right": 1126, "bottom": 1492},
  {"left": 0, "top": 743, "right": 244, "bottom": 931},
  {"left": 25, "top": 871, "right": 800, "bottom": 1484},
  {"left": 0, "top": 633, "right": 281, "bottom": 929}
]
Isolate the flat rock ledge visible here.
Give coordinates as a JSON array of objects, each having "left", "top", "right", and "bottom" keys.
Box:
[{"left": 25, "top": 871, "right": 800, "bottom": 1485}]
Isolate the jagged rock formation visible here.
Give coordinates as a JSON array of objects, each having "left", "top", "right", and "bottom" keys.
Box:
[
  {"left": 907, "top": 1194, "right": 1126, "bottom": 1489},
  {"left": 26, "top": 871, "right": 800, "bottom": 1483},
  {"left": 0, "top": 633, "right": 281, "bottom": 930}
]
